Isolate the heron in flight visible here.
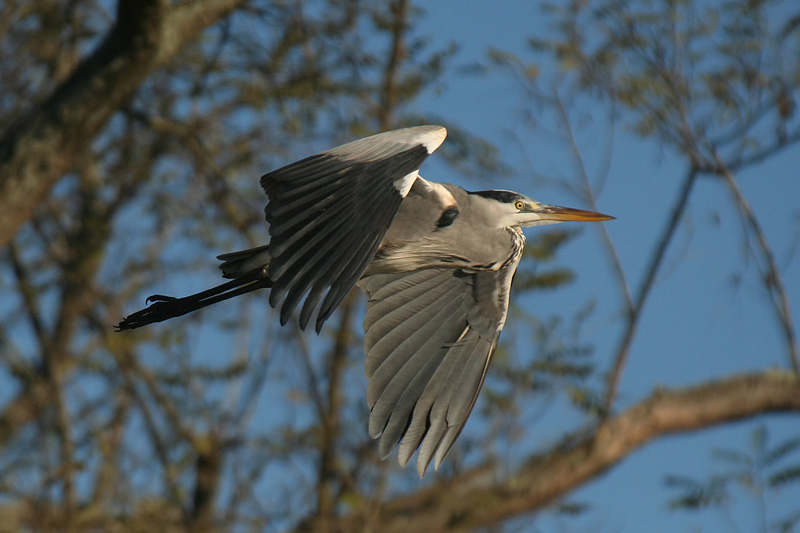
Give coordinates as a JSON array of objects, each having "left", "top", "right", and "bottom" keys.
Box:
[{"left": 117, "top": 125, "right": 613, "bottom": 476}]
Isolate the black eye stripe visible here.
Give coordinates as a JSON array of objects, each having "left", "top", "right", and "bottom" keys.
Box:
[{"left": 469, "top": 190, "right": 524, "bottom": 204}]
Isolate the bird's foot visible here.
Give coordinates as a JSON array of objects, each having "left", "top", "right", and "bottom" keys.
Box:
[
  {"left": 145, "top": 294, "right": 179, "bottom": 304},
  {"left": 115, "top": 294, "right": 187, "bottom": 331}
]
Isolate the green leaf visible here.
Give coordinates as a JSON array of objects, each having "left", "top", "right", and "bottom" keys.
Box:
[
  {"left": 769, "top": 466, "right": 800, "bottom": 488},
  {"left": 765, "top": 437, "right": 800, "bottom": 466}
]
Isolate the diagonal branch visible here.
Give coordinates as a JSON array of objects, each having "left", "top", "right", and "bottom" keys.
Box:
[
  {"left": 6, "top": 242, "right": 50, "bottom": 354},
  {"left": 552, "top": 91, "right": 633, "bottom": 316},
  {"left": 0, "top": 0, "right": 244, "bottom": 246},
  {"left": 603, "top": 165, "right": 699, "bottom": 413},
  {"left": 301, "top": 371, "right": 800, "bottom": 533},
  {"left": 712, "top": 153, "right": 799, "bottom": 374}
]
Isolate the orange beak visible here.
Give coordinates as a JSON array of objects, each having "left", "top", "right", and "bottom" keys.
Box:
[{"left": 534, "top": 205, "right": 615, "bottom": 222}]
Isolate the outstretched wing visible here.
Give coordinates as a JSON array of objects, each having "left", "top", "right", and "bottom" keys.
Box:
[
  {"left": 262, "top": 125, "right": 447, "bottom": 332},
  {"left": 357, "top": 256, "right": 520, "bottom": 477}
]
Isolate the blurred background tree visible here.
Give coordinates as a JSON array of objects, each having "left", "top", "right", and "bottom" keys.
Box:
[{"left": 0, "top": 0, "right": 798, "bottom": 531}]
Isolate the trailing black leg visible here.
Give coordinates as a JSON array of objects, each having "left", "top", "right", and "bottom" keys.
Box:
[{"left": 115, "top": 267, "right": 272, "bottom": 331}]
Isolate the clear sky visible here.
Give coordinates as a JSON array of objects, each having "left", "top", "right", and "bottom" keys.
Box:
[{"left": 405, "top": 1, "right": 800, "bottom": 531}]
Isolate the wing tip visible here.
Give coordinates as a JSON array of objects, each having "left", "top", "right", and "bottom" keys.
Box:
[
  {"left": 417, "top": 449, "right": 434, "bottom": 478},
  {"left": 418, "top": 125, "right": 447, "bottom": 154}
]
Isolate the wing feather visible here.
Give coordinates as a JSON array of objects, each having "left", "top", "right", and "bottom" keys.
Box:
[
  {"left": 415, "top": 335, "right": 479, "bottom": 474},
  {"left": 364, "top": 272, "right": 459, "bottom": 377},
  {"left": 367, "top": 288, "right": 464, "bottom": 438},
  {"left": 263, "top": 126, "right": 447, "bottom": 331},
  {"left": 358, "top": 254, "right": 520, "bottom": 476}
]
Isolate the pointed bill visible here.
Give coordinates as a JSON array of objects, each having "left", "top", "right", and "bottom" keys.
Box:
[{"left": 535, "top": 205, "right": 614, "bottom": 222}]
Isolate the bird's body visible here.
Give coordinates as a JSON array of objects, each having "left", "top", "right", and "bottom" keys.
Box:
[
  {"left": 117, "top": 125, "right": 612, "bottom": 476},
  {"left": 369, "top": 179, "right": 525, "bottom": 275}
]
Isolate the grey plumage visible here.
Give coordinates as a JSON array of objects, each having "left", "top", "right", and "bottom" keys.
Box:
[{"left": 117, "top": 125, "right": 612, "bottom": 476}]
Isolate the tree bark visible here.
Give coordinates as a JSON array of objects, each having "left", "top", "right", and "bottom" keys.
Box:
[
  {"left": 299, "top": 372, "right": 800, "bottom": 533},
  {"left": 0, "top": 0, "right": 243, "bottom": 246}
]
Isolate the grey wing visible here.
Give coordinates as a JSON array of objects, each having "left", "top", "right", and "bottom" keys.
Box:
[
  {"left": 262, "top": 125, "right": 447, "bottom": 332},
  {"left": 358, "top": 256, "right": 520, "bottom": 477}
]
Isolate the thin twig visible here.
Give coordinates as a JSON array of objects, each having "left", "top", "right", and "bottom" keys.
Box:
[
  {"left": 116, "top": 350, "right": 188, "bottom": 516},
  {"left": 712, "top": 152, "right": 799, "bottom": 374},
  {"left": 603, "top": 166, "right": 699, "bottom": 414},
  {"left": 378, "top": 0, "right": 408, "bottom": 130},
  {"left": 7, "top": 241, "right": 50, "bottom": 354},
  {"left": 296, "top": 329, "right": 326, "bottom": 423},
  {"left": 552, "top": 91, "right": 633, "bottom": 315},
  {"left": 316, "top": 293, "right": 355, "bottom": 522}
]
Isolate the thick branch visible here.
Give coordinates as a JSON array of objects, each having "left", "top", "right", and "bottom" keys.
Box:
[
  {"left": 188, "top": 434, "right": 224, "bottom": 531},
  {"left": 0, "top": 0, "right": 243, "bottom": 246},
  {"left": 303, "top": 372, "right": 800, "bottom": 533}
]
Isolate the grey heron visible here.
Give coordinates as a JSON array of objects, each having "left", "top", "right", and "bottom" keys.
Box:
[{"left": 117, "top": 125, "right": 613, "bottom": 476}]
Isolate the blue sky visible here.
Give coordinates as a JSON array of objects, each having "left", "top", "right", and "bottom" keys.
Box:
[
  {"left": 2, "top": 1, "right": 793, "bottom": 529},
  {"left": 403, "top": 1, "right": 800, "bottom": 531}
]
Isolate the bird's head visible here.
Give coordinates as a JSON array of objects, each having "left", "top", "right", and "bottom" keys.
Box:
[{"left": 471, "top": 190, "right": 614, "bottom": 228}]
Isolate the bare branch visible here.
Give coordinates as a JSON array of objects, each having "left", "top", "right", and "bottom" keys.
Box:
[
  {"left": 6, "top": 242, "right": 49, "bottom": 353},
  {"left": 303, "top": 372, "right": 800, "bottom": 533},
  {"left": 50, "top": 372, "right": 76, "bottom": 525},
  {"left": 603, "top": 165, "right": 699, "bottom": 413},
  {"left": 316, "top": 294, "right": 355, "bottom": 523},
  {"left": 188, "top": 433, "right": 224, "bottom": 531},
  {"left": 377, "top": 0, "right": 409, "bottom": 130},
  {"left": 712, "top": 152, "right": 799, "bottom": 374},
  {"left": 116, "top": 348, "right": 188, "bottom": 514},
  {"left": 726, "top": 126, "right": 800, "bottom": 174},
  {"left": 552, "top": 91, "right": 633, "bottom": 315},
  {"left": 0, "top": 0, "right": 244, "bottom": 246}
]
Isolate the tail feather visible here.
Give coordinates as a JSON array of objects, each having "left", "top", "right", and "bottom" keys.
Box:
[{"left": 217, "top": 245, "right": 271, "bottom": 279}]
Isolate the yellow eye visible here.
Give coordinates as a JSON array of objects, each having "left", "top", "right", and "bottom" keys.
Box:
[{"left": 514, "top": 201, "right": 526, "bottom": 210}]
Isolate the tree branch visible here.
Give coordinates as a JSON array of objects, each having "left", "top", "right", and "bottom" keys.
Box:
[
  {"left": 712, "top": 153, "right": 799, "bottom": 374},
  {"left": 188, "top": 433, "right": 224, "bottom": 531},
  {"left": 302, "top": 372, "right": 800, "bottom": 533},
  {"left": 0, "top": 0, "right": 243, "bottom": 246},
  {"left": 552, "top": 90, "right": 633, "bottom": 317},
  {"left": 603, "top": 165, "right": 699, "bottom": 413},
  {"left": 377, "top": 0, "right": 409, "bottom": 130},
  {"left": 315, "top": 293, "right": 355, "bottom": 524}
]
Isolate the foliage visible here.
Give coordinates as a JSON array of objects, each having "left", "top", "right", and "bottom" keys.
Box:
[
  {"left": 532, "top": 0, "right": 800, "bottom": 160},
  {"left": 0, "top": 0, "right": 480, "bottom": 529},
  {"left": 0, "top": 0, "right": 798, "bottom": 531},
  {"left": 665, "top": 426, "right": 800, "bottom": 532}
]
